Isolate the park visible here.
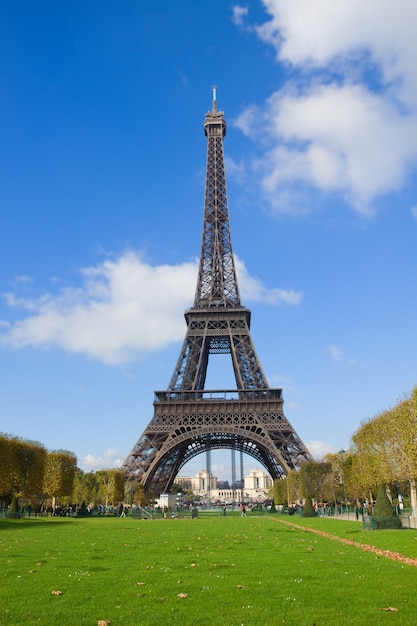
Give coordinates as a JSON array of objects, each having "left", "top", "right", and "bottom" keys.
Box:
[{"left": 1, "top": 512, "right": 417, "bottom": 625}]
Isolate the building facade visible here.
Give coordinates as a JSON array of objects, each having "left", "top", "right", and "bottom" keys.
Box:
[{"left": 175, "top": 469, "right": 273, "bottom": 504}]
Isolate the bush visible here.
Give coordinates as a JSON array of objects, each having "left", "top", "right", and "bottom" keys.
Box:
[
  {"left": 372, "top": 516, "right": 403, "bottom": 530},
  {"left": 374, "top": 484, "right": 395, "bottom": 517},
  {"left": 302, "top": 497, "right": 316, "bottom": 518},
  {"left": 371, "top": 484, "right": 402, "bottom": 530},
  {"left": 6, "top": 495, "right": 20, "bottom": 518}
]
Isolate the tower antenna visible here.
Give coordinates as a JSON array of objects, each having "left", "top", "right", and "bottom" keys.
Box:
[{"left": 212, "top": 85, "right": 217, "bottom": 112}]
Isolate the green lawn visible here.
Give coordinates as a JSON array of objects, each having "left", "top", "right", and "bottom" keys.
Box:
[{"left": 1, "top": 514, "right": 416, "bottom": 625}]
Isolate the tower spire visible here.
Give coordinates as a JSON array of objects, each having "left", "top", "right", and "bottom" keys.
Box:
[{"left": 195, "top": 88, "right": 240, "bottom": 309}]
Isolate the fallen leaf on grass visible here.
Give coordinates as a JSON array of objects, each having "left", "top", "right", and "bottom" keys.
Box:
[
  {"left": 236, "top": 585, "right": 245, "bottom": 589},
  {"left": 381, "top": 607, "right": 398, "bottom": 612},
  {"left": 98, "top": 621, "right": 112, "bottom": 625},
  {"left": 177, "top": 593, "right": 188, "bottom": 598},
  {"left": 136, "top": 582, "right": 145, "bottom": 586},
  {"left": 51, "top": 591, "right": 63, "bottom": 596}
]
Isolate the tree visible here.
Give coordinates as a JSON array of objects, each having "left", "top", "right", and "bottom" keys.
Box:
[
  {"left": 43, "top": 450, "right": 77, "bottom": 507},
  {"left": 287, "top": 469, "right": 301, "bottom": 504},
  {"left": 125, "top": 479, "right": 146, "bottom": 506},
  {"left": 3, "top": 437, "right": 47, "bottom": 507},
  {"left": 299, "top": 462, "right": 322, "bottom": 517},
  {"left": 301, "top": 460, "right": 333, "bottom": 505},
  {"left": 96, "top": 470, "right": 125, "bottom": 506},
  {"left": 72, "top": 470, "right": 99, "bottom": 507},
  {"left": 0, "top": 434, "right": 15, "bottom": 497},
  {"left": 273, "top": 477, "right": 288, "bottom": 506},
  {"left": 351, "top": 411, "right": 394, "bottom": 493},
  {"left": 351, "top": 386, "right": 417, "bottom": 514},
  {"left": 323, "top": 451, "right": 364, "bottom": 506},
  {"left": 388, "top": 390, "right": 417, "bottom": 514}
]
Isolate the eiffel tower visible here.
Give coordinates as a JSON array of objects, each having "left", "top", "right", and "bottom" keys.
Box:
[{"left": 123, "top": 89, "right": 312, "bottom": 494}]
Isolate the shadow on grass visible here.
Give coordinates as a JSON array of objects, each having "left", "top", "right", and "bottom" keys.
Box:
[{"left": 0, "top": 518, "right": 79, "bottom": 530}]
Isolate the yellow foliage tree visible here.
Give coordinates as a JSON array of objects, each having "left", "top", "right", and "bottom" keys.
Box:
[
  {"left": 351, "top": 386, "right": 417, "bottom": 512},
  {"left": 5, "top": 437, "right": 46, "bottom": 503},
  {"left": 0, "top": 435, "right": 15, "bottom": 497},
  {"left": 96, "top": 469, "right": 125, "bottom": 507},
  {"left": 43, "top": 450, "right": 77, "bottom": 508}
]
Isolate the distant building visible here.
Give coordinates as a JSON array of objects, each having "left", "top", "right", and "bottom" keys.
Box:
[
  {"left": 157, "top": 493, "right": 177, "bottom": 510},
  {"left": 244, "top": 468, "right": 273, "bottom": 493},
  {"left": 175, "top": 468, "right": 272, "bottom": 504}
]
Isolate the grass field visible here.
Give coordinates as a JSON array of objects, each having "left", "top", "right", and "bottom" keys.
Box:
[{"left": 1, "top": 513, "right": 416, "bottom": 625}]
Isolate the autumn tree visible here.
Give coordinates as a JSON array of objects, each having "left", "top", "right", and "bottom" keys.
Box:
[
  {"left": 351, "top": 413, "right": 390, "bottom": 497},
  {"left": 287, "top": 469, "right": 301, "bottom": 504},
  {"left": 125, "top": 479, "right": 146, "bottom": 506},
  {"left": 351, "top": 386, "right": 417, "bottom": 514},
  {"left": 300, "top": 467, "right": 314, "bottom": 517},
  {"left": 301, "top": 460, "right": 333, "bottom": 505},
  {"left": 324, "top": 451, "right": 361, "bottom": 505},
  {"left": 273, "top": 477, "right": 289, "bottom": 506},
  {"left": 71, "top": 470, "right": 99, "bottom": 506},
  {"left": 0, "top": 436, "right": 47, "bottom": 508},
  {"left": 96, "top": 469, "right": 125, "bottom": 506},
  {"left": 388, "top": 390, "right": 417, "bottom": 514},
  {"left": 43, "top": 450, "right": 77, "bottom": 508},
  {"left": 0, "top": 434, "right": 15, "bottom": 497}
]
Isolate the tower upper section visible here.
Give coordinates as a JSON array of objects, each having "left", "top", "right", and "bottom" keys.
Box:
[{"left": 193, "top": 88, "right": 241, "bottom": 309}]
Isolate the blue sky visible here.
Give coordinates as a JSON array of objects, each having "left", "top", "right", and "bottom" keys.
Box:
[{"left": 1, "top": 1, "right": 417, "bottom": 481}]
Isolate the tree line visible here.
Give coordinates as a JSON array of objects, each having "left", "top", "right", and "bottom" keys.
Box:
[
  {"left": 0, "top": 434, "right": 145, "bottom": 515},
  {"left": 274, "top": 385, "right": 417, "bottom": 513}
]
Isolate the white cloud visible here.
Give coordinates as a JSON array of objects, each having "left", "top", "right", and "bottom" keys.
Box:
[
  {"left": 224, "top": 155, "right": 247, "bottom": 184},
  {"left": 236, "top": 256, "right": 303, "bottom": 305},
  {"left": 329, "top": 344, "right": 343, "bottom": 362},
  {"left": 262, "top": 84, "right": 417, "bottom": 211},
  {"left": 234, "top": 0, "right": 417, "bottom": 214},
  {"left": 0, "top": 251, "right": 300, "bottom": 364},
  {"left": 257, "top": 0, "right": 417, "bottom": 104},
  {"left": 233, "top": 105, "right": 258, "bottom": 137},
  {"left": 13, "top": 275, "right": 32, "bottom": 285},
  {"left": 80, "top": 449, "right": 123, "bottom": 471},
  {"left": 307, "top": 439, "right": 338, "bottom": 460},
  {"left": 412, "top": 205, "right": 417, "bottom": 220},
  {"left": 231, "top": 5, "right": 249, "bottom": 27},
  {"left": 1, "top": 252, "right": 196, "bottom": 364}
]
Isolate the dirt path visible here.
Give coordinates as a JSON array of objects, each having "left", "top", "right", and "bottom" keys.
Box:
[{"left": 272, "top": 516, "right": 417, "bottom": 567}]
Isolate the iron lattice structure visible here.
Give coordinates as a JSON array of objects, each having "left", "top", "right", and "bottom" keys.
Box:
[{"left": 123, "top": 90, "right": 312, "bottom": 494}]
